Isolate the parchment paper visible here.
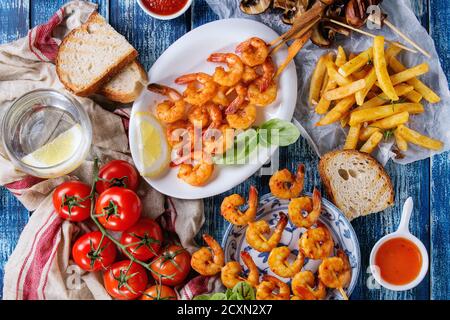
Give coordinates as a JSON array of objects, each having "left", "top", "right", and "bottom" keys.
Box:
[{"left": 205, "top": 0, "right": 450, "bottom": 165}]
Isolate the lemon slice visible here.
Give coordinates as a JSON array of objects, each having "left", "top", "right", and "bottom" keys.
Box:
[
  {"left": 22, "top": 124, "right": 83, "bottom": 167},
  {"left": 134, "top": 112, "right": 170, "bottom": 177}
]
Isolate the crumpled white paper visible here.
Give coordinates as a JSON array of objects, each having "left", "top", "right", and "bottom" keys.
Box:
[{"left": 205, "top": 0, "right": 450, "bottom": 165}]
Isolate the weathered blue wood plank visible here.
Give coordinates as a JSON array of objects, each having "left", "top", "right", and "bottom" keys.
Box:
[
  {"left": 429, "top": 0, "right": 450, "bottom": 300},
  {"left": 0, "top": 0, "right": 30, "bottom": 300}
]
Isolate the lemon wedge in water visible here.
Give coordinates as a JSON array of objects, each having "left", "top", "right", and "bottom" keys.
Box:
[
  {"left": 134, "top": 112, "right": 170, "bottom": 177},
  {"left": 22, "top": 124, "right": 83, "bottom": 167}
]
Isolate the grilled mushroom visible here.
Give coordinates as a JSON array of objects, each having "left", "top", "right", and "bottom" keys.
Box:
[
  {"left": 240, "top": 0, "right": 272, "bottom": 15},
  {"left": 273, "top": 0, "right": 310, "bottom": 25},
  {"left": 345, "top": 0, "right": 384, "bottom": 28},
  {"left": 311, "top": 19, "right": 350, "bottom": 47}
]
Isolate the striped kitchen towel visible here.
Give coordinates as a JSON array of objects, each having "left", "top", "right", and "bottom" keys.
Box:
[{"left": 0, "top": 0, "right": 216, "bottom": 300}]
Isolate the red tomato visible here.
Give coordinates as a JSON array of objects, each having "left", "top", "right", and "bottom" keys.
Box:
[
  {"left": 103, "top": 260, "right": 148, "bottom": 300},
  {"left": 72, "top": 231, "right": 117, "bottom": 271},
  {"left": 120, "top": 219, "right": 163, "bottom": 261},
  {"left": 140, "top": 285, "right": 177, "bottom": 300},
  {"left": 53, "top": 181, "right": 91, "bottom": 222},
  {"left": 96, "top": 160, "right": 139, "bottom": 194},
  {"left": 95, "top": 187, "right": 141, "bottom": 231},
  {"left": 150, "top": 245, "right": 191, "bottom": 286}
]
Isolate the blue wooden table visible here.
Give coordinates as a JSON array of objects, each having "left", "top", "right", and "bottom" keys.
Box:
[{"left": 0, "top": 0, "right": 449, "bottom": 300}]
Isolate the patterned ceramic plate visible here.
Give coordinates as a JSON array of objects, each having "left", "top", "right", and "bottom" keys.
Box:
[{"left": 222, "top": 193, "right": 361, "bottom": 300}]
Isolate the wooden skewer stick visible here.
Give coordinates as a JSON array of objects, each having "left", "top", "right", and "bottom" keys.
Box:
[
  {"left": 328, "top": 19, "right": 418, "bottom": 54},
  {"left": 275, "top": 30, "right": 312, "bottom": 78},
  {"left": 270, "top": 18, "right": 319, "bottom": 55},
  {"left": 338, "top": 287, "right": 349, "bottom": 300},
  {"left": 383, "top": 19, "right": 431, "bottom": 58}
]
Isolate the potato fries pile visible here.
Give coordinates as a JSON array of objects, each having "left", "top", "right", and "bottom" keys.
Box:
[{"left": 310, "top": 36, "right": 443, "bottom": 154}]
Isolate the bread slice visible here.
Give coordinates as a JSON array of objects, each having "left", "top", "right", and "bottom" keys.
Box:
[
  {"left": 56, "top": 12, "right": 138, "bottom": 96},
  {"left": 319, "top": 150, "right": 394, "bottom": 221},
  {"left": 100, "top": 60, "right": 148, "bottom": 103}
]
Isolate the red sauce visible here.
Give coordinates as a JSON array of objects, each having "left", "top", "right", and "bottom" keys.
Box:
[
  {"left": 375, "top": 237, "right": 422, "bottom": 285},
  {"left": 141, "top": 0, "right": 188, "bottom": 16}
]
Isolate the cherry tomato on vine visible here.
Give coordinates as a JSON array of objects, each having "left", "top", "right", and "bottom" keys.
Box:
[
  {"left": 95, "top": 187, "right": 141, "bottom": 231},
  {"left": 72, "top": 231, "right": 117, "bottom": 271},
  {"left": 120, "top": 218, "right": 163, "bottom": 261},
  {"left": 53, "top": 181, "right": 92, "bottom": 222},
  {"left": 103, "top": 260, "right": 148, "bottom": 300},
  {"left": 95, "top": 160, "right": 139, "bottom": 194},
  {"left": 140, "top": 285, "right": 177, "bottom": 300},
  {"left": 149, "top": 245, "right": 191, "bottom": 286}
]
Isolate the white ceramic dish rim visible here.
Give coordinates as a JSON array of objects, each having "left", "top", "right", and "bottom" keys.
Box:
[
  {"left": 369, "top": 197, "right": 429, "bottom": 291},
  {"left": 221, "top": 192, "right": 362, "bottom": 299},
  {"left": 137, "top": 0, "right": 192, "bottom": 20},
  {"left": 129, "top": 18, "right": 297, "bottom": 199}
]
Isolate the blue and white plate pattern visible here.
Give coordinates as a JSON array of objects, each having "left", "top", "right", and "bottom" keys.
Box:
[{"left": 221, "top": 192, "right": 361, "bottom": 300}]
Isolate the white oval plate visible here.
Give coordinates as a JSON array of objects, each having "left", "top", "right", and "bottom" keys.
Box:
[
  {"left": 222, "top": 193, "right": 361, "bottom": 300},
  {"left": 130, "top": 18, "right": 297, "bottom": 199}
]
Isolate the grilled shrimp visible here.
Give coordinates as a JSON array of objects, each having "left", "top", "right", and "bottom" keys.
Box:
[
  {"left": 175, "top": 73, "right": 217, "bottom": 106},
  {"left": 269, "top": 164, "right": 305, "bottom": 199},
  {"left": 288, "top": 188, "right": 322, "bottom": 229},
  {"left": 299, "top": 223, "right": 334, "bottom": 260},
  {"left": 203, "top": 124, "right": 235, "bottom": 155},
  {"left": 177, "top": 153, "right": 214, "bottom": 187},
  {"left": 208, "top": 53, "right": 244, "bottom": 87},
  {"left": 221, "top": 251, "right": 260, "bottom": 289},
  {"left": 248, "top": 78, "right": 277, "bottom": 107},
  {"left": 259, "top": 57, "right": 276, "bottom": 92},
  {"left": 220, "top": 185, "right": 258, "bottom": 226},
  {"left": 291, "top": 271, "right": 327, "bottom": 300},
  {"left": 268, "top": 246, "right": 305, "bottom": 278},
  {"left": 226, "top": 83, "right": 248, "bottom": 114},
  {"left": 148, "top": 83, "right": 186, "bottom": 124},
  {"left": 242, "top": 65, "right": 258, "bottom": 84},
  {"left": 235, "top": 37, "right": 269, "bottom": 67},
  {"left": 191, "top": 234, "right": 225, "bottom": 276},
  {"left": 226, "top": 102, "right": 256, "bottom": 130},
  {"left": 318, "top": 250, "right": 351, "bottom": 290},
  {"left": 245, "top": 212, "right": 288, "bottom": 252},
  {"left": 212, "top": 85, "right": 230, "bottom": 107},
  {"left": 166, "top": 120, "right": 194, "bottom": 149},
  {"left": 256, "top": 275, "right": 290, "bottom": 300}
]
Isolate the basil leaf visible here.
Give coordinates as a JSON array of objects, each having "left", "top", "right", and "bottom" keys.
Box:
[
  {"left": 193, "top": 294, "right": 212, "bottom": 300},
  {"left": 217, "top": 129, "right": 258, "bottom": 165},
  {"left": 232, "top": 282, "right": 255, "bottom": 300},
  {"left": 260, "top": 119, "right": 300, "bottom": 147},
  {"left": 210, "top": 292, "right": 227, "bottom": 300}
]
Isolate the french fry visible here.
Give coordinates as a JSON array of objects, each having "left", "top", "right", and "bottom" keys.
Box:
[
  {"left": 320, "top": 73, "right": 330, "bottom": 97},
  {"left": 309, "top": 54, "right": 329, "bottom": 106},
  {"left": 341, "top": 114, "right": 350, "bottom": 127},
  {"left": 360, "top": 131, "right": 383, "bottom": 153},
  {"left": 385, "top": 43, "right": 403, "bottom": 62},
  {"left": 349, "top": 103, "right": 424, "bottom": 126},
  {"left": 388, "top": 63, "right": 429, "bottom": 86},
  {"left": 373, "top": 36, "right": 399, "bottom": 101},
  {"left": 348, "top": 53, "right": 357, "bottom": 60},
  {"left": 336, "top": 46, "right": 347, "bottom": 67},
  {"left": 389, "top": 57, "right": 441, "bottom": 103},
  {"left": 325, "top": 58, "right": 353, "bottom": 86},
  {"left": 355, "top": 84, "right": 414, "bottom": 111},
  {"left": 394, "top": 128, "right": 408, "bottom": 151},
  {"left": 405, "top": 90, "right": 423, "bottom": 103},
  {"left": 397, "top": 125, "right": 443, "bottom": 150},
  {"left": 352, "top": 66, "right": 371, "bottom": 80},
  {"left": 343, "top": 123, "right": 362, "bottom": 150},
  {"left": 316, "top": 80, "right": 337, "bottom": 114},
  {"left": 338, "top": 48, "right": 373, "bottom": 77},
  {"left": 316, "top": 96, "right": 356, "bottom": 126},
  {"left": 359, "top": 111, "right": 410, "bottom": 140},
  {"left": 355, "top": 68, "right": 377, "bottom": 105},
  {"left": 323, "top": 79, "right": 366, "bottom": 101}
]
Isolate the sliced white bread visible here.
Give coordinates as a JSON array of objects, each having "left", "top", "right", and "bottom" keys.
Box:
[
  {"left": 319, "top": 150, "right": 394, "bottom": 220},
  {"left": 100, "top": 60, "right": 148, "bottom": 103},
  {"left": 56, "top": 12, "right": 138, "bottom": 96}
]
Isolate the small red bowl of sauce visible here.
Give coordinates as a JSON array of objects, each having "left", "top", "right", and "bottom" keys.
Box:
[
  {"left": 370, "top": 235, "right": 428, "bottom": 291},
  {"left": 138, "top": 0, "right": 192, "bottom": 20}
]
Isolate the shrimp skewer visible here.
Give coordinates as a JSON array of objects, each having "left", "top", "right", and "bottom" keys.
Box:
[
  {"left": 236, "top": 37, "right": 269, "bottom": 67},
  {"left": 318, "top": 250, "right": 352, "bottom": 300},
  {"left": 220, "top": 186, "right": 258, "bottom": 226},
  {"left": 288, "top": 188, "right": 322, "bottom": 228},
  {"left": 256, "top": 275, "right": 290, "bottom": 300},
  {"left": 245, "top": 212, "right": 288, "bottom": 252},
  {"left": 221, "top": 251, "right": 259, "bottom": 289},
  {"left": 191, "top": 234, "right": 225, "bottom": 276},
  {"left": 268, "top": 246, "right": 305, "bottom": 278},
  {"left": 208, "top": 53, "right": 244, "bottom": 87},
  {"left": 299, "top": 222, "right": 334, "bottom": 260},
  {"left": 269, "top": 164, "right": 305, "bottom": 199},
  {"left": 291, "top": 271, "right": 327, "bottom": 300},
  {"left": 175, "top": 72, "right": 217, "bottom": 106},
  {"left": 226, "top": 102, "right": 256, "bottom": 130}
]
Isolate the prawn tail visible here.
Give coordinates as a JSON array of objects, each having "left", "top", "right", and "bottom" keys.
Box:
[
  {"left": 248, "top": 185, "right": 258, "bottom": 205},
  {"left": 174, "top": 73, "right": 196, "bottom": 84},
  {"left": 259, "top": 78, "right": 270, "bottom": 92},
  {"left": 147, "top": 83, "right": 168, "bottom": 95},
  {"left": 207, "top": 53, "right": 226, "bottom": 63},
  {"left": 277, "top": 212, "right": 288, "bottom": 230},
  {"left": 225, "top": 96, "right": 243, "bottom": 114},
  {"left": 312, "top": 187, "right": 322, "bottom": 212}
]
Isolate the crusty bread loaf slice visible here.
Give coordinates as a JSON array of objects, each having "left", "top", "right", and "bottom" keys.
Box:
[
  {"left": 56, "top": 12, "right": 138, "bottom": 96},
  {"left": 100, "top": 60, "right": 148, "bottom": 103},
  {"left": 319, "top": 150, "right": 394, "bottom": 220}
]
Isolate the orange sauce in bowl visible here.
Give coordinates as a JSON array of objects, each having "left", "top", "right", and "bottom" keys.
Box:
[
  {"left": 375, "top": 237, "right": 422, "bottom": 285},
  {"left": 141, "top": 0, "right": 188, "bottom": 16}
]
